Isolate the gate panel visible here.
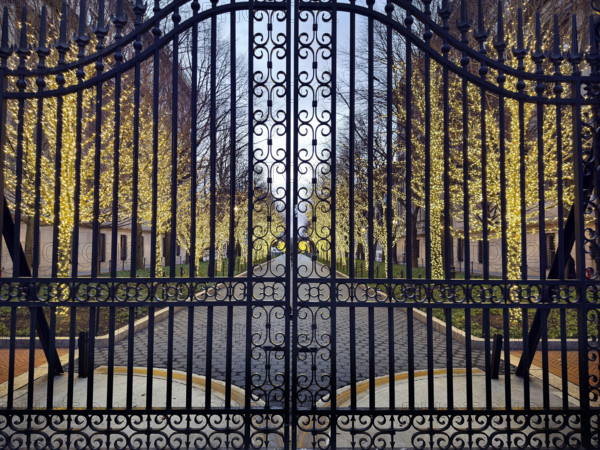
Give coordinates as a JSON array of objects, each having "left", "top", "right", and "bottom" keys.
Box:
[{"left": 0, "top": 0, "right": 597, "bottom": 448}]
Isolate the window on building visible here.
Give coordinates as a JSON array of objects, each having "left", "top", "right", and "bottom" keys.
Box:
[
  {"left": 546, "top": 233, "right": 556, "bottom": 269},
  {"left": 458, "top": 238, "right": 464, "bottom": 262},
  {"left": 477, "top": 240, "right": 483, "bottom": 264},
  {"left": 120, "top": 235, "right": 127, "bottom": 261},
  {"left": 99, "top": 233, "right": 106, "bottom": 262}
]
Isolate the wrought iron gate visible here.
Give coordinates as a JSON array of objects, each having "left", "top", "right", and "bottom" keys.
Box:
[{"left": 0, "top": 0, "right": 598, "bottom": 448}]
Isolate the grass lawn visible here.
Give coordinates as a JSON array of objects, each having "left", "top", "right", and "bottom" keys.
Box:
[
  {"left": 317, "top": 257, "right": 583, "bottom": 340},
  {"left": 0, "top": 256, "right": 264, "bottom": 338}
]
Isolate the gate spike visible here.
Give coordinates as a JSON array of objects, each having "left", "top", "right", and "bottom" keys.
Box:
[
  {"left": 474, "top": 0, "right": 488, "bottom": 53},
  {"left": 0, "top": 7, "right": 11, "bottom": 66},
  {"left": 112, "top": 0, "right": 127, "bottom": 40},
  {"left": 568, "top": 15, "right": 582, "bottom": 73},
  {"left": 94, "top": 0, "right": 109, "bottom": 50},
  {"left": 550, "top": 15, "right": 563, "bottom": 94},
  {"left": 493, "top": 0, "right": 506, "bottom": 63},
  {"left": 73, "top": 2, "right": 90, "bottom": 81},
  {"left": 532, "top": 12, "right": 546, "bottom": 93},
  {"left": 512, "top": 8, "right": 527, "bottom": 76},
  {"left": 152, "top": 0, "right": 162, "bottom": 38},
  {"left": 78, "top": 0, "right": 87, "bottom": 38},
  {"left": 587, "top": 15, "right": 599, "bottom": 76},
  {"left": 133, "top": 0, "right": 148, "bottom": 27},
  {"left": 56, "top": 1, "right": 69, "bottom": 65},
  {"left": 439, "top": 0, "right": 453, "bottom": 32},
  {"left": 549, "top": 15, "right": 564, "bottom": 68},
  {"left": 16, "top": 7, "right": 30, "bottom": 70},
  {"left": 36, "top": 6, "right": 50, "bottom": 70},
  {"left": 456, "top": 0, "right": 472, "bottom": 45}
]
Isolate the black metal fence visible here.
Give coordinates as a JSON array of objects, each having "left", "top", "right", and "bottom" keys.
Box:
[{"left": 0, "top": 0, "right": 598, "bottom": 448}]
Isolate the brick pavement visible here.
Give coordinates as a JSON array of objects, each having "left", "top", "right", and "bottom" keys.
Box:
[
  {"left": 0, "top": 348, "right": 69, "bottom": 383},
  {"left": 510, "top": 350, "right": 599, "bottom": 388}
]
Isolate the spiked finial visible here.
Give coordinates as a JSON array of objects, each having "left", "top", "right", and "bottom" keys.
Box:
[
  {"left": 16, "top": 7, "right": 30, "bottom": 70},
  {"left": 75, "top": 0, "right": 89, "bottom": 59},
  {"left": 133, "top": 0, "right": 148, "bottom": 27},
  {"left": 94, "top": 0, "right": 109, "bottom": 51},
  {"left": 0, "top": 7, "right": 11, "bottom": 67},
  {"left": 36, "top": 7, "right": 50, "bottom": 68},
  {"left": 587, "top": 15, "right": 599, "bottom": 75},
  {"left": 549, "top": 15, "right": 564, "bottom": 95},
  {"left": 152, "top": 0, "right": 162, "bottom": 38},
  {"left": 55, "top": 1, "right": 70, "bottom": 66},
  {"left": 510, "top": 8, "right": 526, "bottom": 91},
  {"left": 78, "top": 0, "right": 87, "bottom": 38},
  {"left": 532, "top": 12, "right": 546, "bottom": 94},
  {"left": 549, "top": 15, "right": 564, "bottom": 68},
  {"left": 456, "top": 0, "right": 471, "bottom": 45},
  {"left": 494, "top": 0, "right": 506, "bottom": 63},
  {"left": 568, "top": 15, "right": 582, "bottom": 73},
  {"left": 112, "top": 0, "right": 128, "bottom": 40},
  {"left": 474, "top": 0, "right": 488, "bottom": 53},
  {"left": 512, "top": 8, "right": 527, "bottom": 75},
  {"left": 439, "top": 0, "right": 453, "bottom": 31},
  {"left": 34, "top": 6, "right": 49, "bottom": 88}
]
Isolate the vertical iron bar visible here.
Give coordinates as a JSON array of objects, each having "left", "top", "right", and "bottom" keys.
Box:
[
  {"left": 483, "top": 308, "right": 491, "bottom": 408},
  {"left": 503, "top": 308, "right": 512, "bottom": 440},
  {"left": 86, "top": 306, "right": 96, "bottom": 409},
  {"left": 91, "top": 0, "right": 107, "bottom": 279},
  {"left": 13, "top": 7, "right": 28, "bottom": 279},
  {"left": 150, "top": 0, "right": 160, "bottom": 280},
  {"left": 368, "top": 307, "right": 375, "bottom": 409},
  {"left": 6, "top": 306, "right": 15, "bottom": 408},
  {"left": 130, "top": 0, "right": 144, "bottom": 280},
  {"left": 445, "top": 307, "right": 453, "bottom": 408},
  {"left": 426, "top": 308, "right": 434, "bottom": 408},
  {"left": 46, "top": 307, "right": 56, "bottom": 410},
  {"left": 405, "top": 10, "right": 413, "bottom": 280},
  {"left": 330, "top": 0, "right": 338, "bottom": 441},
  {"left": 146, "top": 306, "right": 155, "bottom": 409},
  {"left": 126, "top": 306, "right": 134, "bottom": 408},
  {"left": 367, "top": 0, "right": 374, "bottom": 279},
  {"left": 205, "top": 305, "right": 214, "bottom": 408},
  {"left": 186, "top": 307, "right": 194, "bottom": 409},
  {"left": 209, "top": 5, "right": 217, "bottom": 278},
  {"left": 170, "top": 11, "right": 180, "bottom": 280},
  {"left": 349, "top": 0, "right": 356, "bottom": 280},
  {"left": 559, "top": 308, "right": 569, "bottom": 409},
  {"left": 521, "top": 307, "right": 530, "bottom": 408},
  {"left": 107, "top": 306, "right": 115, "bottom": 408},
  {"left": 424, "top": 0, "right": 432, "bottom": 280},
  {"left": 34, "top": 6, "right": 49, "bottom": 279},
  {"left": 407, "top": 307, "right": 414, "bottom": 408},
  {"left": 189, "top": 0, "right": 199, "bottom": 279},
  {"left": 244, "top": 0, "right": 255, "bottom": 442},
  {"left": 166, "top": 306, "right": 174, "bottom": 408}
]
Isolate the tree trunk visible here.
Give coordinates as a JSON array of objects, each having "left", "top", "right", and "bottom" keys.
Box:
[
  {"left": 24, "top": 215, "right": 34, "bottom": 270},
  {"left": 163, "top": 231, "right": 171, "bottom": 267},
  {"left": 411, "top": 207, "right": 419, "bottom": 269},
  {"left": 136, "top": 222, "right": 144, "bottom": 270}
]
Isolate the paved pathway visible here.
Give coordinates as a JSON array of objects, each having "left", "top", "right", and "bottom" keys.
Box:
[{"left": 92, "top": 255, "right": 489, "bottom": 408}]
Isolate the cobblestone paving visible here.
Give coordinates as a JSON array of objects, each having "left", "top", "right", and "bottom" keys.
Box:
[{"left": 94, "top": 256, "right": 489, "bottom": 407}]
